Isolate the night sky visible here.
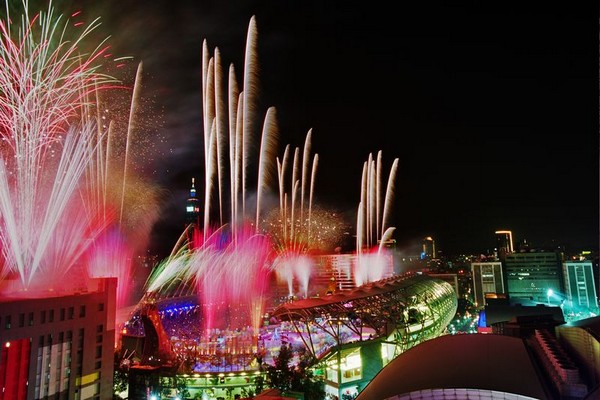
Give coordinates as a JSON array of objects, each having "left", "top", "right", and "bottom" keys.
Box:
[{"left": 68, "top": 1, "right": 597, "bottom": 257}]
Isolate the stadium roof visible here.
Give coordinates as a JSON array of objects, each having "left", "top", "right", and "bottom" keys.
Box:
[
  {"left": 560, "top": 315, "right": 600, "bottom": 342},
  {"left": 271, "top": 273, "right": 457, "bottom": 358},
  {"left": 356, "top": 334, "right": 552, "bottom": 400},
  {"left": 272, "top": 273, "right": 445, "bottom": 317}
]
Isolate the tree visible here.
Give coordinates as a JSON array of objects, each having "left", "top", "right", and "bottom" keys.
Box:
[{"left": 265, "top": 344, "right": 325, "bottom": 400}]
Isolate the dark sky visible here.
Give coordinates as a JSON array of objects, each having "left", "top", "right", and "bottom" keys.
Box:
[{"left": 72, "top": 1, "right": 597, "bottom": 257}]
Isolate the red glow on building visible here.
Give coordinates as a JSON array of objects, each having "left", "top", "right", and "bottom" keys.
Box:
[{"left": 0, "top": 338, "right": 30, "bottom": 400}]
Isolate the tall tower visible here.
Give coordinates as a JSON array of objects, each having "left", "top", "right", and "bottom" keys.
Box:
[
  {"left": 185, "top": 178, "right": 201, "bottom": 226},
  {"left": 495, "top": 230, "right": 514, "bottom": 260}
]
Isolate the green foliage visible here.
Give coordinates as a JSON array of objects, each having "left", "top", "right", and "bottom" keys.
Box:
[
  {"left": 113, "top": 352, "right": 128, "bottom": 397},
  {"left": 265, "top": 344, "right": 325, "bottom": 400}
]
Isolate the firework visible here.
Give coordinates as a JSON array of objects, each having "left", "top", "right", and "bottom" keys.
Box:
[
  {"left": 354, "top": 151, "right": 399, "bottom": 285},
  {"left": 0, "top": 2, "right": 160, "bottom": 304}
]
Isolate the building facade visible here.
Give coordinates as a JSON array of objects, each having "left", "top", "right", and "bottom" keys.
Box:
[
  {"left": 495, "top": 230, "right": 514, "bottom": 260},
  {"left": 563, "top": 260, "right": 599, "bottom": 312},
  {"left": 0, "top": 278, "right": 117, "bottom": 400},
  {"left": 505, "top": 252, "right": 563, "bottom": 304},
  {"left": 471, "top": 261, "right": 505, "bottom": 308},
  {"left": 421, "top": 237, "right": 436, "bottom": 260}
]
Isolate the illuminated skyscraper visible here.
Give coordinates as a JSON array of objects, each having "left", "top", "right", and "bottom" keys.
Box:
[
  {"left": 422, "top": 236, "right": 436, "bottom": 259},
  {"left": 471, "top": 261, "right": 505, "bottom": 308},
  {"left": 495, "top": 230, "right": 514, "bottom": 260},
  {"left": 185, "top": 178, "right": 201, "bottom": 226}
]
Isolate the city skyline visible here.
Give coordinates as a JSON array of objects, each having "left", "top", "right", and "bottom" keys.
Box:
[
  {"left": 0, "top": 3, "right": 597, "bottom": 399},
  {"left": 56, "top": 0, "right": 596, "bottom": 257}
]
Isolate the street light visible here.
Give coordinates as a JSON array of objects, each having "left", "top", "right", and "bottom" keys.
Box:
[{"left": 547, "top": 289, "right": 554, "bottom": 306}]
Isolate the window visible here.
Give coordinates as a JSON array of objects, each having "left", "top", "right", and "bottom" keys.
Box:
[
  {"left": 79, "top": 305, "right": 86, "bottom": 318},
  {"left": 5, "top": 315, "right": 11, "bottom": 329},
  {"left": 96, "top": 324, "right": 103, "bottom": 333},
  {"left": 96, "top": 335, "right": 103, "bottom": 344},
  {"left": 94, "top": 360, "right": 101, "bottom": 370},
  {"left": 28, "top": 312, "right": 34, "bottom": 326},
  {"left": 41, "top": 310, "right": 46, "bottom": 324},
  {"left": 68, "top": 307, "right": 74, "bottom": 320},
  {"left": 95, "top": 345, "right": 102, "bottom": 359},
  {"left": 49, "top": 310, "right": 54, "bottom": 322},
  {"left": 19, "top": 313, "right": 24, "bottom": 327},
  {"left": 98, "top": 303, "right": 104, "bottom": 312},
  {"left": 60, "top": 308, "right": 65, "bottom": 321}
]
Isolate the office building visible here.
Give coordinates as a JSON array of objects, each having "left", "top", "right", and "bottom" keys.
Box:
[
  {"left": 0, "top": 278, "right": 117, "bottom": 400},
  {"left": 471, "top": 261, "right": 505, "bottom": 308},
  {"left": 505, "top": 251, "right": 563, "bottom": 304},
  {"left": 563, "top": 260, "right": 599, "bottom": 312}
]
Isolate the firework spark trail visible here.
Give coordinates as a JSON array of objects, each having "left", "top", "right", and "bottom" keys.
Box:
[
  {"left": 0, "top": 6, "right": 116, "bottom": 143},
  {"left": 276, "top": 144, "right": 290, "bottom": 241},
  {"left": 255, "top": 107, "right": 278, "bottom": 230},
  {"left": 0, "top": 2, "right": 160, "bottom": 301},
  {"left": 354, "top": 152, "right": 399, "bottom": 286},
  {"left": 0, "top": 1, "right": 118, "bottom": 285},
  {"left": 242, "top": 16, "right": 259, "bottom": 219},
  {"left": 203, "top": 120, "right": 216, "bottom": 238},
  {"left": 214, "top": 48, "right": 226, "bottom": 226},
  {"left": 308, "top": 153, "right": 318, "bottom": 240},
  {"left": 0, "top": 124, "right": 108, "bottom": 286},
  {"left": 272, "top": 129, "right": 320, "bottom": 254},
  {"left": 381, "top": 158, "right": 399, "bottom": 239},
  {"left": 228, "top": 64, "right": 239, "bottom": 227},
  {"left": 119, "top": 61, "right": 143, "bottom": 225},
  {"left": 300, "top": 128, "right": 312, "bottom": 223},
  {"left": 290, "top": 147, "right": 299, "bottom": 239}
]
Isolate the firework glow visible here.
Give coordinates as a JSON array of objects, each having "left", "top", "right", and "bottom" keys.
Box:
[{"left": 0, "top": 2, "right": 161, "bottom": 307}]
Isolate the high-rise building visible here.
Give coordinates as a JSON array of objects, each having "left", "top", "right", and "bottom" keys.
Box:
[
  {"left": 563, "top": 260, "right": 599, "bottom": 312},
  {"left": 495, "top": 230, "right": 514, "bottom": 260},
  {"left": 185, "top": 178, "right": 201, "bottom": 226},
  {"left": 0, "top": 278, "right": 117, "bottom": 400},
  {"left": 505, "top": 251, "right": 563, "bottom": 304},
  {"left": 471, "top": 261, "right": 505, "bottom": 308},
  {"left": 421, "top": 237, "right": 436, "bottom": 259}
]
